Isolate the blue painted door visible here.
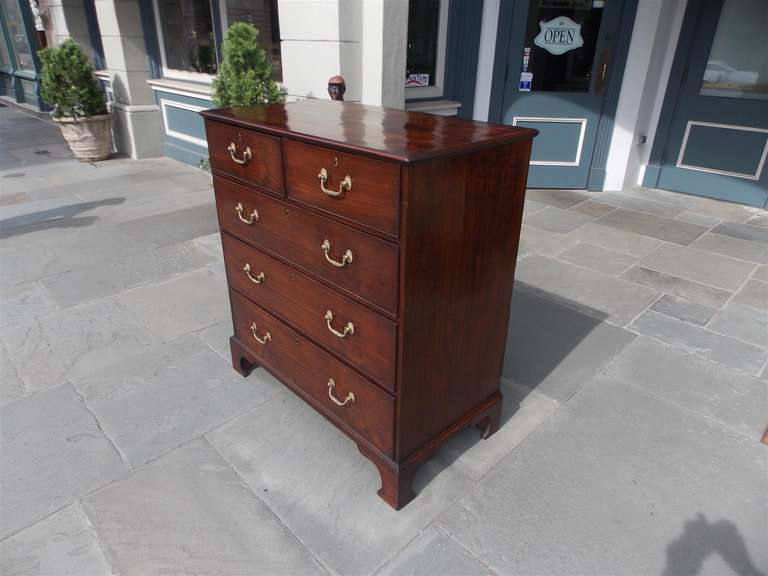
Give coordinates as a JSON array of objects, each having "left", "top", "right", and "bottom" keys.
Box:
[
  {"left": 654, "top": 0, "right": 768, "bottom": 208},
  {"left": 498, "top": 0, "right": 628, "bottom": 189}
]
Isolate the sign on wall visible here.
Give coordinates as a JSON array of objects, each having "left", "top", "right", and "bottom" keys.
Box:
[
  {"left": 534, "top": 16, "right": 584, "bottom": 55},
  {"left": 406, "top": 74, "right": 429, "bottom": 88}
]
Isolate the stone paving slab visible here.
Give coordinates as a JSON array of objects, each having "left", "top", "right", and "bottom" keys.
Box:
[
  {"left": 207, "top": 391, "right": 473, "bottom": 576},
  {"left": 649, "top": 293, "right": 716, "bottom": 326},
  {"left": 621, "top": 266, "right": 733, "bottom": 309},
  {"left": 597, "top": 208, "right": 708, "bottom": 245},
  {"left": 638, "top": 243, "right": 756, "bottom": 292},
  {"left": 691, "top": 232, "right": 767, "bottom": 262},
  {"left": 516, "top": 254, "right": 660, "bottom": 326},
  {"left": 379, "top": 526, "right": 493, "bottom": 576},
  {"left": 82, "top": 438, "right": 324, "bottom": 576},
  {"left": 0, "top": 384, "right": 127, "bottom": 539},
  {"left": 630, "top": 310, "right": 766, "bottom": 375},
  {"left": 74, "top": 336, "right": 279, "bottom": 468},
  {"left": 436, "top": 379, "right": 559, "bottom": 480},
  {"left": 502, "top": 285, "right": 636, "bottom": 401},
  {"left": 114, "top": 268, "right": 230, "bottom": 342},
  {"left": 0, "top": 339, "right": 25, "bottom": 406},
  {"left": 523, "top": 205, "right": 593, "bottom": 234},
  {"left": 0, "top": 296, "right": 159, "bottom": 394},
  {"left": 557, "top": 241, "right": 638, "bottom": 275},
  {"left": 605, "top": 337, "right": 767, "bottom": 439},
  {"left": 437, "top": 375, "right": 767, "bottom": 576},
  {"left": 0, "top": 503, "right": 112, "bottom": 576}
]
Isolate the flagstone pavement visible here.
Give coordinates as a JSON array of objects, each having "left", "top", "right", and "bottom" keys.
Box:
[{"left": 1, "top": 105, "right": 766, "bottom": 576}]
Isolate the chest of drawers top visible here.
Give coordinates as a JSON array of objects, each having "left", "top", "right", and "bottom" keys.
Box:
[
  {"left": 202, "top": 100, "right": 535, "bottom": 510},
  {"left": 201, "top": 99, "right": 536, "bottom": 164}
]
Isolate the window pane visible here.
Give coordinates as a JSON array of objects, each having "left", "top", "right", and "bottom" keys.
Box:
[
  {"left": 1, "top": 0, "right": 35, "bottom": 72},
  {"left": 225, "top": 0, "right": 282, "bottom": 81},
  {"left": 700, "top": 0, "right": 768, "bottom": 100},
  {"left": 406, "top": 0, "right": 440, "bottom": 87},
  {"left": 0, "top": 27, "right": 12, "bottom": 70},
  {"left": 522, "top": 0, "right": 603, "bottom": 93},
  {"left": 157, "top": 0, "right": 217, "bottom": 74}
]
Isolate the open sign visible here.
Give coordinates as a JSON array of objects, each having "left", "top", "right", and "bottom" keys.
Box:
[{"left": 534, "top": 16, "right": 584, "bottom": 55}]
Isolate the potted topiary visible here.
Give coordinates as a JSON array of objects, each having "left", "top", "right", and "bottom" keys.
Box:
[
  {"left": 212, "top": 22, "right": 286, "bottom": 107},
  {"left": 38, "top": 39, "right": 111, "bottom": 161}
]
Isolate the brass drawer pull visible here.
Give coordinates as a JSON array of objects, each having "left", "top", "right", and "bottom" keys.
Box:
[
  {"left": 318, "top": 167, "right": 352, "bottom": 198},
  {"left": 235, "top": 202, "right": 259, "bottom": 224},
  {"left": 228, "top": 142, "right": 252, "bottom": 166},
  {"left": 327, "top": 378, "right": 354, "bottom": 406},
  {"left": 250, "top": 323, "right": 271, "bottom": 345},
  {"left": 321, "top": 239, "right": 353, "bottom": 268},
  {"left": 243, "top": 263, "right": 265, "bottom": 284},
  {"left": 325, "top": 310, "right": 354, "bottom": 338}
]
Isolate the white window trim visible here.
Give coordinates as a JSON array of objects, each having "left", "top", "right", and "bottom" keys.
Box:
[
  {"left": 152, "top": 0, "right": 216, "bottom": 83},
  {"left": 405, "top": 0, "right": 450, "bottom": 100}
]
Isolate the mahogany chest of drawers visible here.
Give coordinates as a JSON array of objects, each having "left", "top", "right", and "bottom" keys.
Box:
[{"left": 202, "top": 100, "right": 535, "bottom": 510}]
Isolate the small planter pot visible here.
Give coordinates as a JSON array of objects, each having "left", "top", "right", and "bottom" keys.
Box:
[{"left": 55, "top": 114, "right": 112, "bottom": 162}]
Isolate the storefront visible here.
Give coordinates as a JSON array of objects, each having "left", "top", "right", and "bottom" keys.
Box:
[
  {"left": 6, "top": 0, "right": 766, "bottom": 207},
  {"left": 0, "top": 0, "right": 46, "bottom": 109}
]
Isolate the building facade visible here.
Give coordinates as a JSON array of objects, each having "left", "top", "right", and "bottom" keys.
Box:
[{"left": 1, "top": 0, "right": 766, "bottom": 208}]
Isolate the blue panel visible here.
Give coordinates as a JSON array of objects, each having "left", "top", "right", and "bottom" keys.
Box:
[
  {"left": 163, "top": 104, "right": 206, "bottom": 142},
  {"left": 680, "top": 124, "right": 767, "bottom": 176},
  {"left": 154, "top": 89, "right": 213, "bottom": 152},
  {"left": 516, "top": 120, "right": 583, "bottom": 164}
]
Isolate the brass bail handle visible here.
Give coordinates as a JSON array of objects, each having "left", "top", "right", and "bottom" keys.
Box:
[
  {"left": 243, "top": 263, "right": 265, "bottom": 284},
  {"left": 318, "top": 167, "right": 352, "bottom": 197},
  {"left": 327, "top": 378, "right": 354, "bottom": 406},
  {"left": 228, "top": 142, "right": 252, "bottom": 166},
  {"left": 321, "top": 239, "right": 353, "bottom": 268},
  {"left": 325, "top": 310, "right": 354, "bottom": 338},
  {"left": 250, "top": 323, "right": 271, "bottom": 345},
  {"left": 235, "top": 202, "right": 259, "bottom": 224}
]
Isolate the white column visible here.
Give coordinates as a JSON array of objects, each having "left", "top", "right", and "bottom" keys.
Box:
[
  {"left": 94, "top": 0, "right": 162, "bottom": 158},
  {"left": 278, "top": 0, "right": 363, "bottom": 101},
  {"left": 603, "top": 0, "right": 688, "bottom": 190},
  {"left": 42, "top": 0, "right": 97, "bottom": 58}
]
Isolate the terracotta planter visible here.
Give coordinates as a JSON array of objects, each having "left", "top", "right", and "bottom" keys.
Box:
[{"left": 55, "top": 114, "right": 112, "bottom": 162}]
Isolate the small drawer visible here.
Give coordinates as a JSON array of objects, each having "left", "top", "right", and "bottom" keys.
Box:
[
  {"left": 231, "top": 290, "right": 394, "bottom": 455},
  {"left": 284, "top": 139, "right": 400, "bottom": 236},
  {"left": 205, "top": 120, "right": 284, "bottom": 195},
  {"left": 223, "top": 233, "right": 397, "bottom": 391},
  {"left": 214, "top": 176, "right": 399, "bottom": 315}
]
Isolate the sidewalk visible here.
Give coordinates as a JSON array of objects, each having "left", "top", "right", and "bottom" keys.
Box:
[{"left": 1, "top": 105, "right": 766, "bottom": 575}]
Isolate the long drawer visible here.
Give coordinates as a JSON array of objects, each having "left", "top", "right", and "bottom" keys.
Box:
[
  {"left": 223, "top": 233, "right": 397, "bottom": 391},
  {"left": 214, "top": 175, "right": 399, "bottom": 314},
  {"left": 230, "top": 289, "right": 394, "bottom": 455}
]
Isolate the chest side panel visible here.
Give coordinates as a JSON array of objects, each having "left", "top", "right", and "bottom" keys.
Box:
[{"left": 395, "top": 140, "right": 533, "bottom": 460}]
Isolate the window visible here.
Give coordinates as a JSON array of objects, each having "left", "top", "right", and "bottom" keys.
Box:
[
  {"left": 405, "top": 0, "right": 449, "bottom": 99},
  {"left": 1, "top": 0, "right": 35, "bottom": 72},
  {"left": 153, "top": 0, "right": 281, "bottom": 82},
  {"left": 699, "top": 0, "right": 768, "bottom": 101},
  {"left": 155, "top": 0, "right": 217, "bottom": 79},
  {"left": 522, "top": 0, "right": 604, "bottom": 93},
  {"left": 220, "top": 0, "right": 281, "bottom": 81}
]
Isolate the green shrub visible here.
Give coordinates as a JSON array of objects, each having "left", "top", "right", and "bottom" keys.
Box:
[
  {"left": 38, "top": 40, "right": 107, "bottom": 119},
  {"left": 213, "top": 22, "right": 286, "bottom": 107}
]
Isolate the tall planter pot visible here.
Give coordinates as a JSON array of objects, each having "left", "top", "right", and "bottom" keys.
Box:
[{"left": 55, "top": 114, "right": 112, "bottom": 162}]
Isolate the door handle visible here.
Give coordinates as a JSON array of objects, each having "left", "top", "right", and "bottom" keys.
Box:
[{"left": 595, "top": 47, "right": 612, "bottom": 95}]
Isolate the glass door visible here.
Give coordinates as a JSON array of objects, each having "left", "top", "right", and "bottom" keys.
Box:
[
  {"left": 653, "top": 0, "right": 768, "bottom": 208},
  {"left": 497, "top": 0, "right": 628, "bottom": 189}
]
